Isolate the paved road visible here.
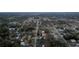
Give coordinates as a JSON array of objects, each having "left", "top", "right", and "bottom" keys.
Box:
[
  {"left": 52, "top": 25, "right": 71, "bottom": 47},
  {"left": 34, "top": 19, "right": 39, "bottom": 47}
]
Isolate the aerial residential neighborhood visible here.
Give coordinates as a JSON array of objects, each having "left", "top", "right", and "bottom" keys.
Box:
[{"left": 0, "top": 12, "right": 79, "bottom": 47}]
